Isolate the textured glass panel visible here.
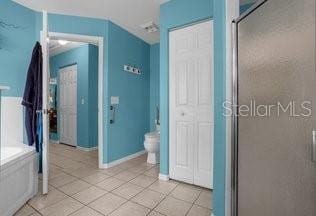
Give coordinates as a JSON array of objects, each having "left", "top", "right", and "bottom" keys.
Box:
[{"left": 237, "top": 0, "right": 316, "bottom": 215}]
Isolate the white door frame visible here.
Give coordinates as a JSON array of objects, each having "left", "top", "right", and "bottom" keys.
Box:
[{"left": 46, "top": 31, "right": 104, "bottom": 169}]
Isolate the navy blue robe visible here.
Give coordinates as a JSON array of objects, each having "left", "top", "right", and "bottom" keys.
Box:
[{"left": 22, "top": 42, "right": 43, "bottom": 153}]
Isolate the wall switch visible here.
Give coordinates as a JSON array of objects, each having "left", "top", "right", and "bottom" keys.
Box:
[
  {"left": 111, "top": 96, "right": 119, "bottom": 105},
  {"left": 81, "top": 99, "right": 85, "bottom": 105}
]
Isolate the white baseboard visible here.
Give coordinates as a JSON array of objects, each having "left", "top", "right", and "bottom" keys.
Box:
[
  {"left": 159, "top": 173, "right": 170, "bottom": 181},
  {"left": 77, "top": 146, "right": 98, "bottom": 152},
  {"left": 50, "top": 140, "right": 60, "bottom": 144},
  {"left": 100, "top": 150, "right": 146, "bottom": 169}
]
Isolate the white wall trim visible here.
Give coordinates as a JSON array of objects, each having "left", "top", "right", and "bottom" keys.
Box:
[
  {"left": 100, "top": 150, "right": 146, "bottom": 169},
  {"left": 49, "top": 140, "right": 60, "bottom": 144},
  {"left": 77, "top": 146, "right": 98, "bottom": 152},
  {"left": 158, "top": 174, "right": 170, "bottom": 181},
  {"left": 44, "top": 31, "right": 104, "bottom": 170}
]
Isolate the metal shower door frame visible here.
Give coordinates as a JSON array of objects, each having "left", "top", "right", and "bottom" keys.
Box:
[{"left": 231, "top": 1, "right": 268, "bottom": 216}]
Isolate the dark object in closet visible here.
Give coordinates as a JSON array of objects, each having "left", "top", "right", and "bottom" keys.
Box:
[
  {"left": 49, "top": 108, "right": 57, "bottom": 133},
  {"left": 21, "top": 42, "right": 43, "bottom": 152}
]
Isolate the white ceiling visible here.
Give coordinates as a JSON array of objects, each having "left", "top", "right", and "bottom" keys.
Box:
[
  {"left": 13, "top": 0, "right": 170, "bottom": 44},
  {"left": 49, "top": 40, "right": 86, "bottom": 57}
]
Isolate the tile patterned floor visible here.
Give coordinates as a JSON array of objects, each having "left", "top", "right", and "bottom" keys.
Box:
[{"left": 15, "top": 143, "right": 213, "bottom": 216}]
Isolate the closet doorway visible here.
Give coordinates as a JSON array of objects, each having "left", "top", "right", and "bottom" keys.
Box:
[{"left": 169, "top": 20, "right": 214, "bottom": 189}]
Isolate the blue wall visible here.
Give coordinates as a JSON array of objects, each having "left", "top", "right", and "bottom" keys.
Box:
[
  {"left": 88, "top": 44, "right": 99, "bottom": 150},
  {"left": 107, "top": 22, "right": 150, "bottom": 162},
  {"left": 49, "top": 44, "right": 98, "bottom": 148},
  {"left": 213, "top": 1, "right": 227, "bottom": 215},
  {"left": 35, "top": 13, "right": 150, "bottom": 163},
  {"left": 1, "top": 0, "right": 151, "bottom": 164},
  {"left": 150, "top": 43, "right": 160, "bottom": 131},
  {"left": 0, "top": 0, "right": 36, "bottom": 97},
  {"left": 159, "top": 0, "right": 213, "bottom": 176}
]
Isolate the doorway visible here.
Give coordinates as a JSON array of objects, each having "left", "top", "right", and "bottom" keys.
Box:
[
  {"left": 169, "top": 20, "right": 214, "bottom": 189},
  {"left": 41, "top": 26, "right": 104, "bottom": 194}
]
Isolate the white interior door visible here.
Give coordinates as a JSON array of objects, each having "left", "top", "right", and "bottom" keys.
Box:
[
  {"left": 59, "top": 65, "right": 77, "bottom": 146},
  {"left": 41, "top": 11, "right": 50, "bottom": 194},
  {"left": 169, "top": 20, "right": 213, "bottom": 189}
]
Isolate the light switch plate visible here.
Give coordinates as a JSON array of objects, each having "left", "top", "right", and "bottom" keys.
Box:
[{"left": 111, "top": 96, "right": 119, "bottom": 105}]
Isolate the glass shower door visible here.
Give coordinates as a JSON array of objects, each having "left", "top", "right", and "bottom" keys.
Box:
[{"left": 235, "top": 0, "right": 316, "bottom": 215}]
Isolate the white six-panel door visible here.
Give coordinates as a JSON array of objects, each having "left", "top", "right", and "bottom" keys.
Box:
[
  {"left": 59, "top": 65, "right": 77, "bottom": 146},
  {"left": 169, "top": 20, "right": 213, "bottom": 189}
]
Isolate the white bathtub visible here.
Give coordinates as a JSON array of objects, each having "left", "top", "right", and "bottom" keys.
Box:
[{"left": 0, "top": 144, "right": 38, "bottom": 216}]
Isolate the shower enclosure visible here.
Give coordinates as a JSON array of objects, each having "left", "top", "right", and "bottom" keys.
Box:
[{"left": 232, "top": 0, "right": 316, "bottom": 215}]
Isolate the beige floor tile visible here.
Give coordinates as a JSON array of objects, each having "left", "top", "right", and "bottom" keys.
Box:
[
  {"left": 118, "top": 161, "right": 137, "bottom": 170},
  {"left": 109, "top": 201, "right": 150, "bottom": 216},
  {"left": 139, "top": 162, "right": 156, "bottom": 169},
  {"left": 69, "top": 167, "right": 99, "bottom": 178},
  {"left": 155, "top": 197, "right": 192, "bottom": 216},
  {"left": 54, "top": 159, "right": 83, "bottom": 172},
  {"left": 69, "top": 206, "right": 103, "bottom": 216},
  {"left": 87, "top": 150, "right": 98, "bottom": 158},
  {"left": 187, "top": 205, "right": 212, "bottom": 216},
  {"left": 114, "top": 171, "right": 139, "bottom": 182},
  {"left": 195, "top": 190, "right": 212, "bottom": 209},
  {"left": 130, "top": 175, "right": 157, "bottom": 188},
  {"left": 132, "top": 189, "right": 165, "bottom": 209},
  {"left": 144, "top": 167, "right": 159, "bottom": 178},
  {"left": 170, "top": 184, "right": 202, "bottom": 203},
  {"left": 96, "top": 177, "right": 125, "bottom": 191},
  {"left": 128, "top": 155, "right": 147, "bottom": 165},
  {"left": 28, "top": 189, "right": 68, "bottom": 210},
  {"left": 14, "top": 204, "right": 36, "bottom": 216},
  {"left": 82, "top": 157, "right": 98, "bottom": 166},
  {"left": 112, "top": 182, "right": 144, "bottom": 199},
  {"left": 48, "top": 166, "right": 65, "bottom": 180},
  {"left": 149, "top": 180, "right": 178, "bottom": 195},
  {"left": 49, "top": 173, "right": 77, "bottom": 188},
  {"left": 128, "top": 165, "right": 147, "bottom": 174},
  {"left": 58, "top": 180, "right": 91, "bottom": 195},
  {"left": 100, "top": 166, "right": 124, "bottom": 176},
  {"left": 82, "top": 172, "right": 110, "bottom": 185},
  {"left": 128, "top": 163, "right": 154, "bottom": 174},
  {"left": 148, "top": 211, "right": 165, "bottom": 216},
  {"left": 72, "top": 186, "right": 107, "bottom": 205},
  {"left": 88, "top": 193, "right": 127, "bottom": 215},
  {"left": 40, "top": 197, "right": 83, "bottom": 216},
  {"left": 29, "top": 213, "right": 41, "bottom": 216}
]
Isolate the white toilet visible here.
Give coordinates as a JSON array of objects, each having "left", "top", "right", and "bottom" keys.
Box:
[{"left": 144, "top": 131, "right": 160, "bottom": 164}]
